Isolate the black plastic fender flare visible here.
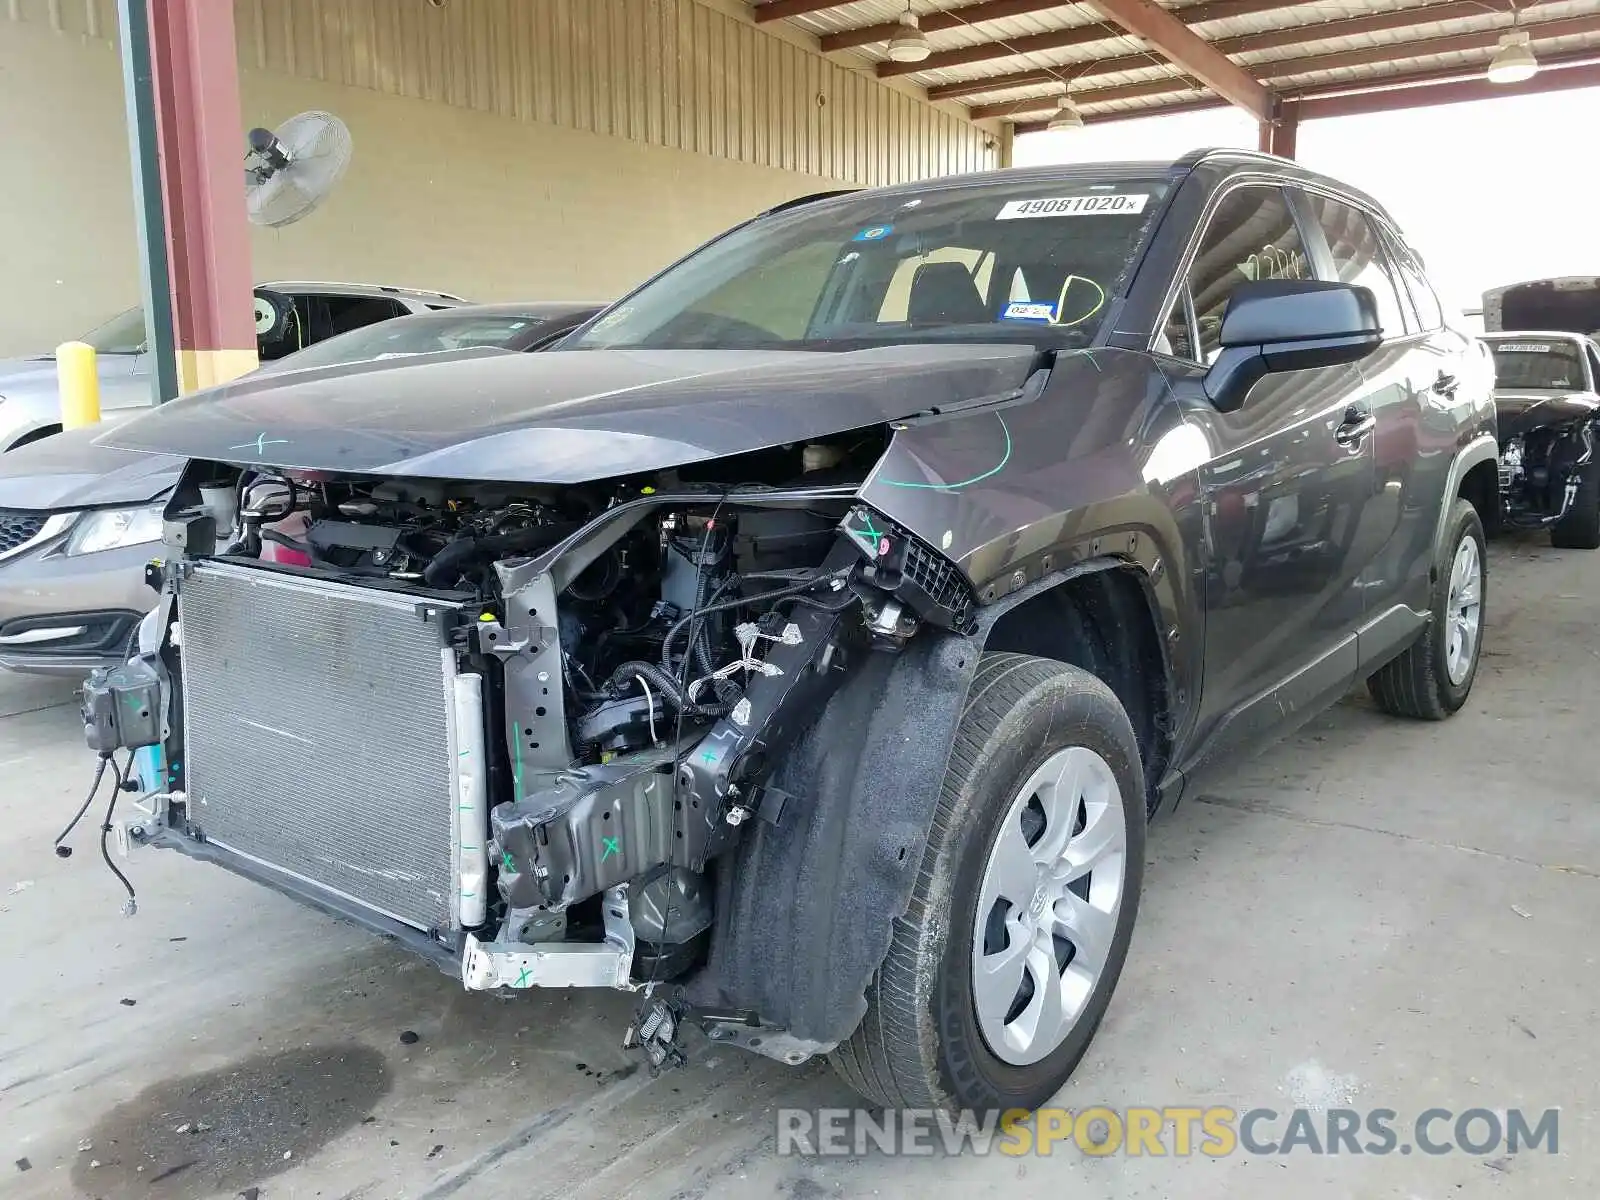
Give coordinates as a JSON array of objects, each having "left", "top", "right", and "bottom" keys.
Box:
[{"left": 681, "top": 556, "right": 1144, "bottom": 1052}]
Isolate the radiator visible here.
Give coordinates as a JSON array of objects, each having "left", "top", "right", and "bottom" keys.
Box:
[{"left": 178, "top": 561, "right": 471, "bottom": 933}]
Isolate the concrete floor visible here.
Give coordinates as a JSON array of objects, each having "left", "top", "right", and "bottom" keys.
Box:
[{"left": 2, "top": 537, "right": 1594, "bottom": 1199}]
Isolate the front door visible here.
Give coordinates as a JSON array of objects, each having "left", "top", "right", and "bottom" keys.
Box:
[{"left": 1163, "top": 184, "right": 1380, "bottom": 762}]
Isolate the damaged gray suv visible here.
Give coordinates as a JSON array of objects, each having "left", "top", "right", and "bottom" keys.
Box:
[{"left": 75, "top": 150, "right": 1495, "bottom": 1114}]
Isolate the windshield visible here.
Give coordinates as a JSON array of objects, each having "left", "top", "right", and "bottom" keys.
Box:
[
  {"left": 569, "top": 177, "right": 1171, "bottom": 352},
  {"left": 269, "top": 312, "right": 551, "bottom": 371},
  {"left": 1489, "top": 340, "right": 1588, "bottom": 391},
  {"left": 79, "top": 307, "right": 148, "bottom": 354}
]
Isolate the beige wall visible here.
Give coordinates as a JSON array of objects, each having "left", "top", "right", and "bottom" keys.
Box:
[{"left": 0, "top": 0, "right": 999, "bottom": 356}]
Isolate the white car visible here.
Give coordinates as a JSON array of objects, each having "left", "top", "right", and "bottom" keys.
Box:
[{"left": 0, "top": 281, "right": 468, "bottom": 451}]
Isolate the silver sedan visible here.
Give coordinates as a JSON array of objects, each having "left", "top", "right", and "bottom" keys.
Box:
[{"left": 0, "top": 301, "right": 601, "bottom": 675}]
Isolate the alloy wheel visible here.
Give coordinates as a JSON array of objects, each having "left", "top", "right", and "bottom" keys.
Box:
[{"left": 1445, "top": 533, "right": 1482, "bottom": 685}]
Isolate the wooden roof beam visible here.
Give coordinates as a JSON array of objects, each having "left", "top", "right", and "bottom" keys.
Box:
[
  {"left": 1295, "top": 59, "right": 1600, "bottom": 118},
  {"left": 823, "top": 1, "right": 1078, "bottom": 53},
  {"left": 831, "top": 0, "right": 1314, "bottom": 56},
  {"left": 972, "top": 10, "right": 1600, "bottom": 113},
  {"left": 1011, "top": 44, "right": 1599, "bottom": 131},
  {"left": 1082, "top": 0, "right": 1269, "bottom": 117},
  {"left": 751, "top": 0, "right": 859, "bottom": 22}
]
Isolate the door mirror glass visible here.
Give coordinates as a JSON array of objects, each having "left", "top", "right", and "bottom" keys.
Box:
[{"left": 1205, "top": 279, "right": 1382, "bottom": 411}]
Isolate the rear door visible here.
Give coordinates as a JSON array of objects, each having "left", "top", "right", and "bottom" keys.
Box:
[{"left": 1296, "top": 191, "right": 1440, "bottom": 663}]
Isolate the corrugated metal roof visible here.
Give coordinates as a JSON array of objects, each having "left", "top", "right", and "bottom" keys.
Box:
[{"left": 748, "top": 0, "right": 1600, "bottom": 125}]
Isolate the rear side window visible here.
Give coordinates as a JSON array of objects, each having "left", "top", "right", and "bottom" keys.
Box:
[
  {"left": 1182, "top": 185, "right": 1310, "bottom": 362},
  {"left": 1389, "top": 238, "right": 1445, "bottom": 331},
  {"left": 1304, "top": 194, "right": 1408, "bottom": 338},
  {"left": 323, "top": 296, "right": 410, "bottom": 336}
]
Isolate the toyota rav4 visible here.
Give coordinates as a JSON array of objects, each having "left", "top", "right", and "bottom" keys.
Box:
[{"left": 75, "top": 149, "right": 1497, "bottom": 1115}]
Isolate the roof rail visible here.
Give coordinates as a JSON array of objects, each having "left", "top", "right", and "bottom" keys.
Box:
[{"left": 1171, "top": 147, "right": 1288, "bottom": 171}]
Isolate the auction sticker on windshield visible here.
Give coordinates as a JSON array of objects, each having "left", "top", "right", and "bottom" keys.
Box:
[
  {"left": 997, "top": 194, "right": 1149, "bottom": 220},
  {"left": 1001, "top": 301, "right": 1057, "bottom": 323},
  {"left": 1497, "top": 343, "right": 1554, "bottom": 353}
]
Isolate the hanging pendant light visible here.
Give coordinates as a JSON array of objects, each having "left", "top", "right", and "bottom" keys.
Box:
[
  {"left": 1047, "top": 90, "right": 1084, "bottom": 130},
  {"left": 1487, "top": 30, "right": 1538, "bottom": 84},
  {"left": 886, "top": 3, "right": 930, "bottom": 64}
]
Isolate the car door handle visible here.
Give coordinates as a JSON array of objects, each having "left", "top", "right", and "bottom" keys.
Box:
[
  {"left": 1432, "top": 372, "right": 1459, "bottom": 396},
  {"left": 1334, "top": 406, "right": 1376, "bottom": 447}
]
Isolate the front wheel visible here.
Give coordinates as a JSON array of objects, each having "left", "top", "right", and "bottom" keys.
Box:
[
  {"left": 1368, "top": 498, "right": 1485, "bottom": 720},
  {"left": 829, "top": 653, "right": 1145, "bottom": 1112}
]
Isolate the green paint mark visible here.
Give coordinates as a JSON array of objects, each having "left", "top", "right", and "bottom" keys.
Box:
[
  {"left": 514, "top": 966, "right": 533, "bottom": 987},
  {"left": 601, "top": 835, "right": 620, "bottom": 861},
  {"left": 512, "top": 723, "right": 524, "bottom": 802},
  {"left": 880, "top": 414, "right": 1013, "bottom": 492},
  {"left": 502, "top": 851, "right": 516, "bottom": 873}
]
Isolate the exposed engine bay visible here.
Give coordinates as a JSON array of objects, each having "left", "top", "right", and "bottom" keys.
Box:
[
  {"left": 1498, "top": 422, "right": 1595, "bottom": 528},
  {"left": 80, "top": 428, "right": 978, "bottom": 1064}
]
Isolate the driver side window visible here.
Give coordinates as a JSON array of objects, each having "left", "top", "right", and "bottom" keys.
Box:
[{"left": 1162, "top": 185, "right": 1308, "bottom": 365}]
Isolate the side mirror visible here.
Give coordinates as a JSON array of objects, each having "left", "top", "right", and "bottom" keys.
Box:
[{"left": 1204, "top": 280, "right": 1382, "bottom": 412}]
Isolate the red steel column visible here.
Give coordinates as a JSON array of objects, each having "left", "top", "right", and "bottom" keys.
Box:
[
  {"left": 1257, "top": 99, "right": 1299, "bottom": 160},
  {"left": 147, "top": 0, "right": 257, "bottom": 392}
]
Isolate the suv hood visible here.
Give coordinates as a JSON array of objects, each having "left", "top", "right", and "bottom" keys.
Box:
[
  {"left": 1494, "top": 388, "right": 1600, "bottom": 440},
  {"left": 0, "top": 418, "right": 179, "bottom": 510},
  {"left": 98, "top": 345, "right": 1039, "bottom": 484}
]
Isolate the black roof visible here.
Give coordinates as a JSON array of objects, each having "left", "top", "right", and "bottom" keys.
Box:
[{"left": 763, "top": 147, "right": 1397, "bottom": 232}]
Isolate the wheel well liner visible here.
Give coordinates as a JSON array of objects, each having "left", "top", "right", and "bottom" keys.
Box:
[
  {"left": 1458, "top": 458, "right": 1500, "bottom": 531},
  {"left": 1435, "top": 433, "right": 1497, "bottom": 558},
  {"left": 982, "top": 566, "right": 1172, "bottom": 814},
  {"left": 680, "top": 558, "right": 1163, "bottom": 1051}
]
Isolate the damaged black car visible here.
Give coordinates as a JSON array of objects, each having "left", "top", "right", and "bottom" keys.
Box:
[
  {"left": 1480, "top": 331, "right": 1600, "bottom": 548},
  {"left": 73, "top": 150, "right": 1495, "bottom": 1114}
]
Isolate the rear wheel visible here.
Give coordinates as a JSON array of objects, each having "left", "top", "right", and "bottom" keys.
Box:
[
  {"left": 1551, "top": 453, "right": 1600, "bottom": 549},
  {"left": 829, "top": 653, "right": 1145, "bottom": 1112},
  {"left": 1368, "top": 498, "right": 1484, "bottom": 720}
]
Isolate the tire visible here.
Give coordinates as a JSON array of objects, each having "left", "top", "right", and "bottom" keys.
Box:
[
  {"left": 1551, "top": 453, "right": 1600, "bottom": 549},
  {"left": 1367, "top": 498, "right": 1485, "bottom": 720},
  {"left": 829, "top": 652, "right": 1146, "bottom": 1113}
]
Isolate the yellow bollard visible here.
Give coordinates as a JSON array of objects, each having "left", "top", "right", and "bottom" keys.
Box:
[{"left": 56, "top": 341, "right": 102, "bottom": 430}]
